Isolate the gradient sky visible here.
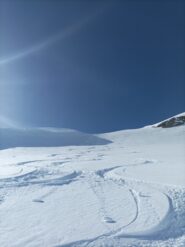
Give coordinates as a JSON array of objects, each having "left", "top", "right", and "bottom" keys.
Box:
[{"left": 0, "top": 0, "right": 185, "bottom": 133}]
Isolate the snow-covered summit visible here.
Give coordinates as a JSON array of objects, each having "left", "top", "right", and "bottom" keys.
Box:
[{"left": 153, "top": 112, "right": 185, "bottom": 128}]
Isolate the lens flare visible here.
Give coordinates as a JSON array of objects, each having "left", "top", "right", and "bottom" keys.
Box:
[
  {"left": 0, "top": 115, "right": 21, "bottom": 128},
  {"left": 0, "top": 8, "right": 105, "bottom": 66}
]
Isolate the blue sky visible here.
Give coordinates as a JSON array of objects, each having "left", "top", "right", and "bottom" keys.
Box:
[{"left": 0, "top": 0, "right": 184, "bottom": 133}]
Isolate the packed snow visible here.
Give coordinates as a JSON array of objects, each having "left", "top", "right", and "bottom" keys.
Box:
[{"left": 0, "top": 114, "right": 185, "bottom": 247}]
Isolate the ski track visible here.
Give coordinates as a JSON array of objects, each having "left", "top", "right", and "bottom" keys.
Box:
[
  {"left": 0, "top": 146, "right": 185, "bottom": 247},
  {"left": 0, "top": 167, "right": 82, "bottom": 189},
  {"left": 55, "top": 167, "right": 177, "bottom": 246}
]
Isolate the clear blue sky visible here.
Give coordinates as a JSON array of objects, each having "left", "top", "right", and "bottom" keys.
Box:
[{"left": 0, "top": 0, "right": 184, "bottom": 133}]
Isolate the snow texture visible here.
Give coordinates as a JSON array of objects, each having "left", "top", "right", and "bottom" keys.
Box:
[{"left": 0, "top": 114, "right": 185, "bottom": 247}]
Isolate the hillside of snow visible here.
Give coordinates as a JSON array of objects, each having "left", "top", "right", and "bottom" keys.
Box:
[
  {"left": 0, "top": 127, "right": 111, "bottom": 149},
  {"left": 0, "top": 114, "right": 185, "bottom": 247}
]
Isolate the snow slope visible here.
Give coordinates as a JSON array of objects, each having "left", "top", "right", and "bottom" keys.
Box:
[
  {"left": 0, "top": 114, "right": 185, "bottom": 247},
  {"left": 0, "top": 127, "right": 111, "bottom": 149}
]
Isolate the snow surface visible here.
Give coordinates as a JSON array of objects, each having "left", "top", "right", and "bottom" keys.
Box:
[
  {"left": 0, "top": 128, "right": 111, "bottom": 149},
  {"left": 0, "top": 115, "right": 185, "bottom": 247}
]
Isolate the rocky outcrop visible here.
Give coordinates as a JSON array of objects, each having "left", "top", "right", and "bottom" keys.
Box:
[{"left": 157, "top": 115, "right": 185, "bottom": 128}]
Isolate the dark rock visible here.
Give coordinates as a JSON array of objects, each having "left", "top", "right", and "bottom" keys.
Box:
[{"left": 157, "top": 116, "right": 185, "bottom": 128}]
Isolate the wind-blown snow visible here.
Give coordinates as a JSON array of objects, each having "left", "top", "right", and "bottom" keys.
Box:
[
  {"left": 0, "top": 127, "right": 111, "bottom": 149},
  {"left": 0, "top": 114, "right": 185, "bottom": 247}
]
